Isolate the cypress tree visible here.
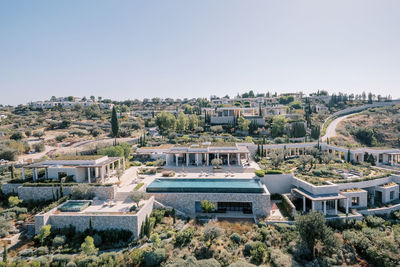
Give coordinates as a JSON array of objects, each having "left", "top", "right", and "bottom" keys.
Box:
[
  {"left": 9, "top": 164, "right": 15, "bottom": 180},
  {"left": 140, "top": 222, "right": 145, "bottom": 239},
  {"left": 2, "top": 244, "right": 7, "bottom": 264},
  {"left": 347, "top": 149, "right": 351, "bottom": 163},
  {"left": 52, "top": 186, "right": 55, "bottom": 201},
  {"left": 172, "top": 208, "right": 176, "bottom": 224},
  {"left": 111, "top": 106, "right": 119, "bottom": 138}
]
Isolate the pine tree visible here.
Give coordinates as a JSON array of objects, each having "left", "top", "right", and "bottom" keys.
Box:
[
  {"left": 9, "top": 164, "right": 15, "bottom": 180},
  {"left": 111, "top": 106, "right": 119, "bottom": 138}
]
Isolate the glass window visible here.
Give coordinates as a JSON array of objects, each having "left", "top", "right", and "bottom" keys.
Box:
[
  {"left": 390, "top": 191, "right": 395, "bottom": 200},
  {"left": 352, "top": 197, "right": 359, "bottom": 206}
]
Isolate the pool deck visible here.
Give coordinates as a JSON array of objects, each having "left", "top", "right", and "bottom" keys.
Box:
[{"left": 56, "top": 198, "right": 148, "bottom": 215}]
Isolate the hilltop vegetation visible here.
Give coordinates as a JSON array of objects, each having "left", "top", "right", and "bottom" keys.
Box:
[{"left": 332, "top": 105, "right": 400, "bottom": 148}]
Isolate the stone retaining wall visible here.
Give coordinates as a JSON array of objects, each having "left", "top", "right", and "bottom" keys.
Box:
[
  {"left": 2, "top": 184, "right": 117, "bottom": 201},
  {"left": 358, "top": 203, "right": 400, "bottom": 216},
  {"left": 1, "top": 183, "right": 22, "bottom": 195}
]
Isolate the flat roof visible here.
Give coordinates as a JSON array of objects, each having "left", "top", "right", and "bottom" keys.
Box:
[{"left": 146, "top": 178, "right": 265, "bottom": 194}]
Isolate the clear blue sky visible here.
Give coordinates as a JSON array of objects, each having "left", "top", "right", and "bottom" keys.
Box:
[{"left": 1, "top": 0, "right": 399, "bottom": 105}]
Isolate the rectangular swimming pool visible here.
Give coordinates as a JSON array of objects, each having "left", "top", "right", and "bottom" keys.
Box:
[
  {"left": 146, "top": 178, "right": 265, "bottom": 193},
  {"left": 58, "top": 200, "right": 91, "bottom": 212}
]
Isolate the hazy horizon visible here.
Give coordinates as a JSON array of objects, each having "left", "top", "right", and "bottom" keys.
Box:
[{"left": 1, "top": 0, "right": 400, "bottom": 105}]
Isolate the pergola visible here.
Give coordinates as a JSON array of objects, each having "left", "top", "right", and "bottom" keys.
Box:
[{"left": 22, "top": 157, "right": 125, "bottom": 184}]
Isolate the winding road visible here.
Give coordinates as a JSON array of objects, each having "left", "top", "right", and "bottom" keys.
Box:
[{"left": 321, "top": 114, "right": 354, "bottom": 141}]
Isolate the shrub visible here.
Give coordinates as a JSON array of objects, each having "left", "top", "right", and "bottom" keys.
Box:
[
  {"left": 33, "top": 142, "right": 45, "bottom": 152},
  {"left": 175, "top": 227, "right": 196, "bottom": 247},
  {"left": 31, "top": 256, "right": 50, "bottom": 267},
  {"left": 35, "top": 246, "right": 49, "bottom": 256},
  {"left": 71, "top": 184, "right": 95, "bottom": 200},
  {"left": 364, "top": 215, "right": 385, "bottom": 228},
  {"left": 250, "top": 241, "right": 267, "bottom": 265},
  {"left": 19, "top": 248, "right": 33, "bottom": 257},
  {"left": 265, "top": 169, "right": 283, "bottom": 174},
  {"left": 129, "top": 249, "right": 145, "bottom": 266},
  {"left": 270, "top": 248, "right": 292, "bottom": 267},
  {"left": 75, "top": 255, "right": 99, "bottom": 267},
  {"left": 230, "top": 233, "right": 242, "bottom": 244},
  {"left": 55, "top": 134, "right": 68, "bottom": 142},
  {"left": 51, "top": 254, "right": 73, "bottom": 266},
  {"left": 203, "top": 224, "right": 223, "bottom": 243},
  {"left": 144, "top": 248, "right": 166, "bottom": 267},
  {"left": 135, "top": 183, "right": 144, "bottom": 190},
  {"left": 254, "top": 170, "right": 265, "bottom": 177},
  {"left": 131, "top": 161, "right": 142, "bottom": 167},
  {"left": 200, "top": 200, "right": 215, "bottom": 213},
  {"left": 52, "top": 235, "right": 66, "bottom": 248},
  {"left": 8, "top": 196, "right": 22, "bottom": 207}
]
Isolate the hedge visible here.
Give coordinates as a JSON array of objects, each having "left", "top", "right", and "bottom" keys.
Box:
[
  {"left": 265, "top": 169, "right": 283, "bottom": 174},
  {"left": 254, "top": 170, "right": 265, "bottom": 177}
]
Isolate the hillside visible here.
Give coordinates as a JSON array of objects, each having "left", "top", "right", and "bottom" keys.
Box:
[{"left": 331, "top": 105, "right": 400, "bottom": 148}]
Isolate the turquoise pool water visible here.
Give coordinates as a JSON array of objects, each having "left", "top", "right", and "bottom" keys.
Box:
[
  {"left": 146, "top": 178, "right": 264, "bottom": 193},
  {"left": 58, "top": 201, "right": 91, "bottom": 212}
]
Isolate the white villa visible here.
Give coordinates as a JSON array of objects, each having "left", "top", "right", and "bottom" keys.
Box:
[
  {"left": 137, "top": 142, "right": 251, "bottom": 167},
  {"left": 22, "top": 155, "right": 125, "bottom": 183}
]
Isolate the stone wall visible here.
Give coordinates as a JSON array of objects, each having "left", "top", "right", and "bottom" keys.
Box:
[
  {"left": 358, "top": 203, "right": 400, "bottom": 216},
  {"left": 150, "top": 190, "right": 270, "bottom": 217},
  {"left": 8, "top": 185, "right": 117, "bottom": 201},
  {"left": 1, "top": 183, "right": 22, "bottom": 195},
  {"left": 340, "top": 190, "right": 368, "bottom": 208}
]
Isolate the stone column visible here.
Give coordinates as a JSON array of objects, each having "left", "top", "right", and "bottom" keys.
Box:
[
  {"left": 196, "top": 153, "right": 199, "bottom": 166},
  {"left": 227, "top": 154, "right": 230, "bottom": 166},
  {"left": 323, "top": 201, "right": 326, "bottom": 215},
  {"left": 303, "top": 196, "right": 306, "bottom": 212},
  {"left": 87, "top": 168, "right": 91, "bottom": 183},
  {"left": 206, "top": 154, "right": 209, "bottom": 166},
  {"left": 22, "top": 167, "right": 25, "bottom": 181},
  {"left": 101, "top": 167, "right": 105, "bottom": 183},
  {"left": 237, "top": 153, "right": 240, "bottom": 166},
  {"left": 345, "top": 198, "right": 349, "bottom": 215},
  {"left": 311, "top": 201, "right": 315, "bottom": 211},
  {"left": 186, "top": 153, "right": 189, "bottom": 167},
  {"left": 175, "top": 154, "right": 178, "bottom": 167},
  {"left": 335, "top": 199, "right": 338, "bottom": 215}
]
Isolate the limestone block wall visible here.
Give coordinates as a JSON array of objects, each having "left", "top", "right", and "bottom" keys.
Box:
[
  {"left": 376, "top": 184, "right": 399, "bottom": 203},
  {"left": 150, "top": 191, "right": 270, "bottom": 217},
  {"left": 358, "top": 203, "right": 400, "bottom": 216},
  {"left": 1, "top": 183, "right": 22, "bottom": 195},
  {"left": 340, "top": 190, "right": 368, "bottom": 208},
  {"left": 16, "top": 185, "right": 116, "bottom": 201}
]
